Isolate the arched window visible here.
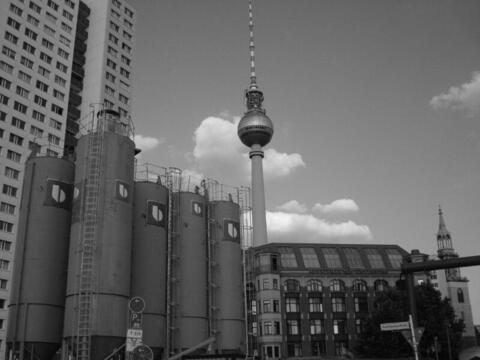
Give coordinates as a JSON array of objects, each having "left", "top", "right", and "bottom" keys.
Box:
[
  {"left": 352, "top": 279, "right": 367, "bottom": 292},
  {"left": 283, "top": 279, "right": 300, "bottom": 292},
  {"left": 329, "top": 279, "right": 345, "bottom": 292},
  {"left": 374, "top": 279, "right": 388, "bottom": 292},
  {"left": 457, "top": 288, "right": 464, "bottom": 303},
  {"left": 307, "top": 279, "right": 323, "bottom": 292}
]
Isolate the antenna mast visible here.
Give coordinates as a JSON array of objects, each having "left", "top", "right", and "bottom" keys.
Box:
[{"left": 248, "top": 0, "right": 257, "bottom": 90}]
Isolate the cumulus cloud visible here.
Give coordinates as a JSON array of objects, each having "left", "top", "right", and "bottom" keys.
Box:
[
  {"left": 266, "top": 211, "right": 372, "bottom": 243},
  {"left": 312, "top": 199, "right": 359, "bottom": 215},
  {"left": 134, "top": 134, "right": 164, "bottom": 152},
  {"left": 276, "top": 200, "right": 308, "bottom": 213},
  {"left": 190, "top": 116, "right": 305, "bottom": 183},
  {"left": 430, "top": 72, "right": 480, "bottom": 116}
]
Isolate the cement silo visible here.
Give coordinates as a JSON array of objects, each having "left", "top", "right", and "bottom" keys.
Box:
[
  {"left": 209, "top": 200, "right": 244, "bottom": 351},
  {"left": 174, "top": 192, "right": 208, "bottom": 351},
  {"left": 131, "top": 181, "right": 169, "bottom": 359},
  {"left": 64, "top": 110, "right": 135, "bottom": 360},
  {"left": 7, "top": 155, "right": 74, "bottom": 360}
]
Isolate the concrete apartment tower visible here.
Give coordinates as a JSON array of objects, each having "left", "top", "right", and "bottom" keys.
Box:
[
  {"left": 431, "top": 207, "right": 476, "bottom": 348},
  {"left": 0, "top": 0, "right": 135, "bottom": 356}
]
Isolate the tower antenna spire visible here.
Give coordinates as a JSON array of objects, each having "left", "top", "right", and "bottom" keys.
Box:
[{"left": 248, "top": 0, "right": 257, "bottom": 90}]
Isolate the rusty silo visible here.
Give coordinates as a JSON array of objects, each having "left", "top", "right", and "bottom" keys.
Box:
[
  {"left": 131, "top": 178, "right": 169, "bottom": 359},
  {"left": 64, "top": 110, "right": 135, "bottom": 360},
  {"left": 7, "top": 155, "right": 74, "bottom": 360}
]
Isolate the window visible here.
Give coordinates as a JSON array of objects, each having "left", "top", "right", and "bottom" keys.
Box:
[
  {"left": 27, "top": 14, "right": 40, "bottom": 27},
  {"left": 333, "top": 319, "right": 346, "bottom": 335},
  {"left": 47, "top": 149, "right": 58, "bottom": 157},
  {"left": 20, "top": 56, "right": 34, "bottom": 69},
  {"left": 334, "top": 341, "right": 348, "bottom": 356},
  {"left": 105, "top": 85, "right": 115, "bottom": 98},
  {"left": 60, "top": 22, "right": 72, "bottom": 34},
  {"left": 107, "top": 59, "right": 117, "bottom": 70},
  {"left": 285, "top": 297, "right": 299, "bottom": 313},
  {"left": 65, "top": 0, "right": 75, "bottom": 10},
  {"left": 109, "top": 33, "right": 119, "bottom": 44},
  {"left": 263, "top": 321, "right": 272, "bottom": 335},
  {"left": 42, "top": 38, "right": 54, "bottom": 50},
  {"left": 0, "top": 61, "right": 14, "bottom": 74},
  {"left": 309, "top": 297, "right": 323, "bottom": 312},
  {"left": 7, "top": 17, "right": 21, "bottom": 31},
  {"left": 47, "top": 0, "right": 59, "bottom": 11},
  {"left": 2, "top": 184, "right": 18, "bottom": 197},
  {"left": 119, "top": 94, "right": 129, "bottom": 105},
  {"left": 279, "top": 248, "right": 298, "bottom": 268},
  {"left": 272, "top": 299, "right": 279, "bottom": 312},
  {"left": 125, "top": 7, "right": 134, "bottom": 18},
  {"left": 120, "top": 68, "right": 130, "bottom": 78},
  {"left": 4, "top": 167, "right": 19, "bottom": 180},
  {"left": 59, "top": 35, "right": 71, "bottom": 47},
  {"left": 286, "top": 320, "right": 299, "bottom": 335},
  {"left": 263, "top": 300, "right": 272, "bottom": 313},
  {"left": 53, "top": 89, "right": 65, "bottom": 101},
  {"left": 0, "top": 241, "right": 11, "bottom": 252},
  {"left": 344, "top": 248, "right": 365, "bottom": 269},
  {"left": 300, "top": 248, "right": 321, "bottom": 268},
  {"left": 24, "top": 28, "right": 37, "bottom": 41},
  {"left": 0, "top": 111, "right": 6, "bottom": 121},
  {"left": 284, "top": 279, "right": 300, "bottom": 292},
  {"left": 43, "top": 25, "right": 56, "bottom": 37},
  {"left": 249, "top": 299, "right": 256, "bottom": 315},
  {"left": 331, "top": 296, "right": 346, "bottom": 312},
  {"left": 14, "top": 101, "right": 27, "bottom": 114},
  {"left": 40, "top": 52, "right": 53, "bottom": 64},
  {"left": 0, "top": 95, "right": 9, "bottom": 106},
  {"left": 120, "top": 80, "right": 130, "bottom": 89},
  {"left": 121, "top": 55, "right": 131, "bottom": 66},
  {"left": 111, "top": 9, "right": 121, "bottom": 20},
  {"left": 104, "top": 99, "right": 114, "bottom": 109},
  {"left": 4, "top": 31, "right": 19, "bottom": 45},
  {"left": 0, "top": 279, "right": 7, "bottom": 289},
  {"left": 107, "top": 46, "right": 118, "bottom": 57},
  {"left": 124, "top": 19, "right": 133, "bottom": 29},
  {"left": 38, "top": 66, "right": 51, "bottom": 78},
  {"left": 385, "top": 248, "right": 404, "bottom": 268},
  {"left": 272, "top": 278, "right": 278, "bottom": 289},
  {"left": 310, "top": 319, "right": 324, "bottom": 335},
  {"left": 16, "top": 86, "right": 30, "bottom": 99},
  {"left": 51, "top": 104, "right": 64, "bottom": 115},
  {"left": 32, "top": 110, "right": 45, "bottom": 123},
  {"left": 123, "top": 30, "right": 132, "bottom": 41},
  {"left": 46, "top": 12, "right": 58, "bottom": 24},
  {"left": 287, "top": 343, "right": 302, "bottom": 357},
  {"left": 30, "top": 125, "right": 43, "bottom": 137},
  {"left": 122, "top": 43, "right": 131, "bottom": 54},
  {"left": 34, "top": 95, "right": 47, "bottom": 107},
  {"left": 330, "top": 279, "right": 345, "bottom": 292},
  {"left": 353, "top": 279, "right": 367, "bottom": 292},
  {"left": 9, "top": 133, "right": 24, "bottom": 146},
  {"left": 54, "top": 75, "right": 67, "bottom": 87},
  {"left": 2, "top": 46, "right": 16, "bottom": 60},
  {"left": 354, "top": 296, "right": 368, "bottom": 312},
  {"left": 112, "top": 0, "right": 121, "bottom": 9},
  {"left": 356, "top": 318, "right": 366, "bottom": 334},
  {"left": 9, "top": 4, "right": 23, "bottom": 16},
  {"left": 0, "top": 78, "right": 11, "bottom": 90},
  {"left": 457, "top": 288, "right": 464, "bottom": 303},
  {"left": 365, "top": 248, "right": 385, "bottom": 269},
  {"left": 374, "top": 279, "right": 388, "bottom": 292},
  {"left": 322, "top": 248, "right": 343, "bottom": 268},
  {"left": 62, "top": 9, "right": 73, "bottom": 21},
  {"left": 312, "top": 341, "right": 326, "bottom": 356},
  {"left": 56, "top": 61, "right": 68, "bottom": 73},
  {"left": 262, "top": 278, "right": 270, "bottom": 290},
  {"left": 58, "top": 48, "right": 69, "bottom": 60},
  {"left": 0, "top": 260, "right": 9, "bottom": 271},
  {"left": 307, "top": 279, "right": 322, "bottom": 292},
  {"left": 22, "top": 42, "right": 36, "bottom": 55},
  {"left": 29, "top": 1, "right": 42, "bottom": 13},
  {"left": 110, "top": 21, "right": 119, "bottom": 32}
]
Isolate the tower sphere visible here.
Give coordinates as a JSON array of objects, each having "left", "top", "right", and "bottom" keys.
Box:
[{"left": 238, "top": 109, "right": 274, "bottom": 148}]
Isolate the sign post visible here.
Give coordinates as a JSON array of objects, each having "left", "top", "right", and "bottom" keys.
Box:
[
  {"left": 409, "top": 314, "right": 420, "bottom": 360},
  {"left": 380, "top": 316, "right": 423, "bottom": 360},
  {"left": 126, "top": 297, "right": 146, "bottom": 360}
]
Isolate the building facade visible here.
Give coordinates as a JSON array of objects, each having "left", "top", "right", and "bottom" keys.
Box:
[
  {"left": 0, "top": 0, "right": 135, "bottom": 356},
  {"left": 246, "top": 243, "right": 409, "bottom": 359}
]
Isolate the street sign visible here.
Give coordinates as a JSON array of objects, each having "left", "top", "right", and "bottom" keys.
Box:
[
  {"left": 380, "top": 321, "right": 410, "bottom": 331},
  {"left": 132, "top": 345, "right": 153, "bottom": 360},
  {"left": 127, "top": 329, "right": 143, "bottom": 339},
  {"left": 401, "top": 327, "right": 424, "bottom": 348}
]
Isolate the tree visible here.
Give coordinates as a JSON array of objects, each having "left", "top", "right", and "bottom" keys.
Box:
[{"left": 355, "top": 283, "right": 464, "bottom": 359}]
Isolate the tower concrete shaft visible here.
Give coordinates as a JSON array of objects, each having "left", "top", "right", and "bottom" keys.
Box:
[{"left": 250, "top": 145, "right": 268, "bottom": 247}]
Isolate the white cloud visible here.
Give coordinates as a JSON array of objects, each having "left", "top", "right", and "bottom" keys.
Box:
[
  {"left": 430, "top": 72, "right": 480, "bottom": 116},
  {"left": 276, "top": 200, "right": 308, "bottom": 213},
  {"left": 266, "top": 211, "right": 372, "bottom": 242},
  {"left": 189, "top": 116, "right": 305, "bottom": 184},
  {"left": 134, "top": 134, "right": 164, "bottom": 152},
  {"left": 312, "top": 198, "right": 359, "bottom": 215}
]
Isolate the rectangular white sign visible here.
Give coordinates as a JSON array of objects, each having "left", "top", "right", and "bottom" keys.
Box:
[
  {"left": 380, "top": 321, "right": 410, "bottom": 331},
  {"left": 127, "top": 329, "right": 143, "bottom": 338}
]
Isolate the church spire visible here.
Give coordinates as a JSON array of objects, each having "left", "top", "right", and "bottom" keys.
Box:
[{"left": 437, "top": 206, "right": 454, "bottom": 258}]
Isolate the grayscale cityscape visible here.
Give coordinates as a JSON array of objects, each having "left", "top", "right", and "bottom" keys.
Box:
[{"left": 0, "top": 1, "right": 479, "bottom": 360}]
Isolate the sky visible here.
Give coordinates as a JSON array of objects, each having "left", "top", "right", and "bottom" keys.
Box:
[{"left": 127, "top": 0, "right": 480, "bottom": 323}]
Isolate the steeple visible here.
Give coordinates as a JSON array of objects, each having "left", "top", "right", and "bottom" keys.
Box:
[{"left": 437, "top": 206, "right": 455, "bottom": 258}]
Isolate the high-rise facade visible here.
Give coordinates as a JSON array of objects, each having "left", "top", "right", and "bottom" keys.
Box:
[{"left": 0, "top": 0, "right": 135, "bottom": 356}]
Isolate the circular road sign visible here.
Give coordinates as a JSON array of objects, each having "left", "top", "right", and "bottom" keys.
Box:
[
  {"left": 133, "top": 345, "right": 153, "bottom": 360},
  {"left": 129, "top": 297, "right": 145, "bottom": 313}
]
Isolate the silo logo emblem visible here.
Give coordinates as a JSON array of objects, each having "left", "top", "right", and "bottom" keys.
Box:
[
  {"left": 224, "top": 220, "right": 240, "bottom": 243},
  {"left": 116, "top": 180, "right": 130, "bottom": 202},
  {"left": 44, "top": 179, "right": 73, "bottom": 210},
  {"left": 147, "top": 201, "right": 166, "bottom": 227},
  {"left": 192, "top": 201, "right": 203, "bottom": 217},
  {"left": 73, "top": 186, "right": 80, "bottom": 200}
]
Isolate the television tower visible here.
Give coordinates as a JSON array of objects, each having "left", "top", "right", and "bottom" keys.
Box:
[{"left": 238, "top": 0, "right": 274, "bottom": 247}]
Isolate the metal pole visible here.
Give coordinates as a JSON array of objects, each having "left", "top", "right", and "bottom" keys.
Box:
[
  {"left": 445, "top": 323, "right": 452, "bottom": 360},
  {"left": 406, "top": 273, "right": 417, "bottom": 326},
  {"left": 409, "top": 314, "right": 419, "bottom": 360},
  {"left": 434, "top": 336, "right": 439, "bottom": 360}
]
